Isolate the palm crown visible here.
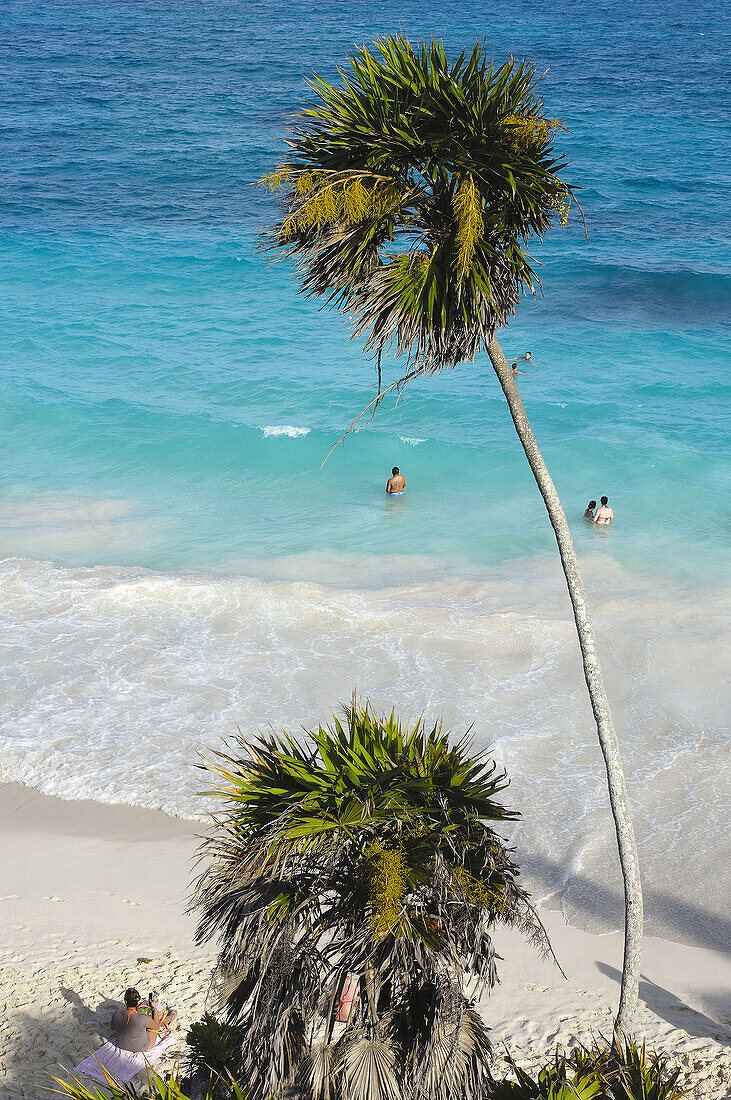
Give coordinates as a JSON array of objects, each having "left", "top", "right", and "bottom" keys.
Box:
[
  {"left": 260, "top": 35, "right": 575, "bottom": 374},
  {"left": 194, "top": 703, "right": 549, "bottom": 1099}
]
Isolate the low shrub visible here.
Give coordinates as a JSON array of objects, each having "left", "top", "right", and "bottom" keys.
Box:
[
  {"left": 53, "top": 1064, "right": 249, "bottom": 1099},
  {"left": 487, "top": 1035, "right": 685, "bottom": 1100},
  {"left": 590, "top": 1034, "right": 684, "bottom": 1100},
  {"left": 487, "top": 1048, "right": 601, "bottom": 1100},
  {"left": 185, "top": 1013, "right": 245, "bottom": 1080}
]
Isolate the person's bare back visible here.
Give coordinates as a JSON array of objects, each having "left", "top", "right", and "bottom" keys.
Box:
[
  {"left": 593, "top": 495, "right": 613, "bottom": 524},
  {"left": 386, "top": 466, "right": 406, "bottom": 495}
]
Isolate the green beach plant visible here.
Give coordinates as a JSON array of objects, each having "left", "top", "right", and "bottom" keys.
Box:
[
  {"left": 185, "top": 1013, "right": 246, "bottom": 1097},
  {"left": 487, "top": 1034, "right": 685, "bottom": 1100},
  {"left": 193, "top": 701, "right": 553, "bottom": 1099},
  {"left": 258, "top": 34, "right": 643, "bottom": 1034},
  {"left": 52, "top": 1063, "right": 250, "bottom": 1099},
  {"left": 487, "top": 1049, "right": 602, "bottom": 1100},
  {"left": 589, "top": 1033, "right": 685, "bottom": 1100}
]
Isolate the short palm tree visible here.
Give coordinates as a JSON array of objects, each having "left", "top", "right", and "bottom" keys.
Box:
[
  {"left": 258, "top": 36, "right": 642, "bottom": 1033},
  {"left": 194, "top": 703, "right": 552, "bottom": 1099}
]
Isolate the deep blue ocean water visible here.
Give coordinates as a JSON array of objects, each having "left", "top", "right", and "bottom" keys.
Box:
[{"left": 0, "top": 1, "right": 729, "bottom": 943}]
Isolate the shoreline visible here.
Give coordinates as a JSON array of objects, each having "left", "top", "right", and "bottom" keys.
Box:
[
  {"left": 0, "top": 782, "right": 729, "bottom": 1098},
  {"left": 2, "top": 552, "right": 729, "bottom": 950}
]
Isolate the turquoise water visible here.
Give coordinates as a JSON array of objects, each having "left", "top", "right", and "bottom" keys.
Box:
[
  {"left": 1, "top": 0, "right": 729, "bottom": 582},
  {"left": 1, "top": 230, "right": 728, "bottom": 581},
  {"left": 0, "top": 1, "right": 729, "bottom": 945}
]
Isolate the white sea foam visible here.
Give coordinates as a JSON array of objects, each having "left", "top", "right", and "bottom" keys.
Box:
[
  {"left": 261, "top": 424, "right": 311, "bottom": 438},
  {"left": 0, "top": 553, "right": 728, "bottom": 947},
  {"left": 399, "top": 435, "right": 426, "bottom": 446}
]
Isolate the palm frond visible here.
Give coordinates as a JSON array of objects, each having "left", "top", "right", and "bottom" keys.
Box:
[
  {"left": 339, "top": 1032, "right": 401, "bottom": 1100},
  {"left": 194, "top": 702, "right": 552, "bottom": 1097},
  {"left": 259, "top": 34, "right": 576, "bottom": 374}
]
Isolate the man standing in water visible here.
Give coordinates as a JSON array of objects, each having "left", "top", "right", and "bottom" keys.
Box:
[
  {"left": 593, "top": 495, "right": 613, "bottom": 524},
  {"left": 386, "top": 467, "right": 406, "bottom": 495}
]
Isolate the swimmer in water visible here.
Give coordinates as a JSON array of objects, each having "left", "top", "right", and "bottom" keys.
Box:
[
  {"left": 584, "top": 500, "right": 597, "bottom": 520},
  {"left": 593, "top": 496, "right": 613, "bottom": 524},
  {"left": 386, "top": 466, "right": 406, "bottom": 495},
  {"left": 511, "top": 352, "right": 533, "bottom": 376}
]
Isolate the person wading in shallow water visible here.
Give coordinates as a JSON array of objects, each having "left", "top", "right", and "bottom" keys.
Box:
[
  {"left": 386, "top": 467, "right": 406, "bottom": 495},
  {"left": 593, "top": 495, "right": 614, "bottom": 524},
  {"left": 584, "top": 500, "right": 597, "bottom": 520}
]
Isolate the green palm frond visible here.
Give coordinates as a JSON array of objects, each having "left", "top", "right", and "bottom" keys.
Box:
[
  {"left": 259, "top": 34, "right": 576, "bottom": 372},
  {"left": 194, "top": 701, "right": 551, "bottom": 1098},
  {"left": 50, "top": 1064, "right": 250, "bottom": 1099}
]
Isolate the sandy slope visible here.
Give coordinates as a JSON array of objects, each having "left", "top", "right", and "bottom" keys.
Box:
[{"left": 0, "top": 783, "right": 728, "bottom": 1098}]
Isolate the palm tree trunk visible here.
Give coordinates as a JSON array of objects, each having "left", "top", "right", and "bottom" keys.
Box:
[{"left": 487, "top": 337, "right": 643, "bottom": 1034}]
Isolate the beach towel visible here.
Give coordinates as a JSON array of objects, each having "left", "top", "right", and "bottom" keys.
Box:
[
  {"left": 137, "top": 1000, "right": 174, "bottom": 1040},
  {"left": 70, "top": 1034, "right": 178, "bottom": 1085},
  {"left": 337, "top": 972, "right": 360, "bottom": 1022}
]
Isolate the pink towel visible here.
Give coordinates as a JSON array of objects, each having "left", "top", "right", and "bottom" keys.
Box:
[
  {"left": 70, "top": 1034, "right": 177, "bottom": 1085},
  {"left": 337, "top": 972, "right": 360, "bottom": 1022}
]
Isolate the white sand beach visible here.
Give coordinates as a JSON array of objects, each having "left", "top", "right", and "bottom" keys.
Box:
[{"left": 0, "top": 782, "right": 728, "bottom": 1099}]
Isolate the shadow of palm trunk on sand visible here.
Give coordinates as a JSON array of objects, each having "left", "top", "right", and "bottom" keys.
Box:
[
  {"left": 522, "top": 853, "right": 730, "bottom": 954},
  {"left": 595, "top": 964, "right": 731, "bottom": 1043}
]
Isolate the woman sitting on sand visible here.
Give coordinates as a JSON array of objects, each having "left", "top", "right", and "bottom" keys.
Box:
[{"left": 110, "top": 988, "right": 177, "bottom": 1053}]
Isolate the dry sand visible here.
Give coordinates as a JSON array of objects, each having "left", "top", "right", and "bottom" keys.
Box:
[{"left": 0, "top": 782, "right": 728, "bottom": 1098}]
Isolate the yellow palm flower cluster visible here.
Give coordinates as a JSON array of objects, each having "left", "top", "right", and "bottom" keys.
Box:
[
  {"left": 503, "top": 114, "right": 564, "bottom": 150},
  {"left": 453, "top": 175, "right": 485, "bottom": 281},
  {"left": 365, "top": 838, "right": 409, "bottom": 937},
  {"left": 451, "top": 865, "right": 506, "bottom": 912},
  {"left": 258, "top": 164, "right": 293, "bottom": 192},
  {"left": 548, "top": 186, "right": 573, "bottom": 227},
  {"left": 259, "top": 165, "right": 401, "bottom": 239}
]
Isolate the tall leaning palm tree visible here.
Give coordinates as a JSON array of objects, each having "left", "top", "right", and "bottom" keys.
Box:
[
  {"left": 195, "top": 703, "right": 552, "bottom": 1100},
  {"left": 258, "top": 36, "right": 642, "bottom": 1033}
]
